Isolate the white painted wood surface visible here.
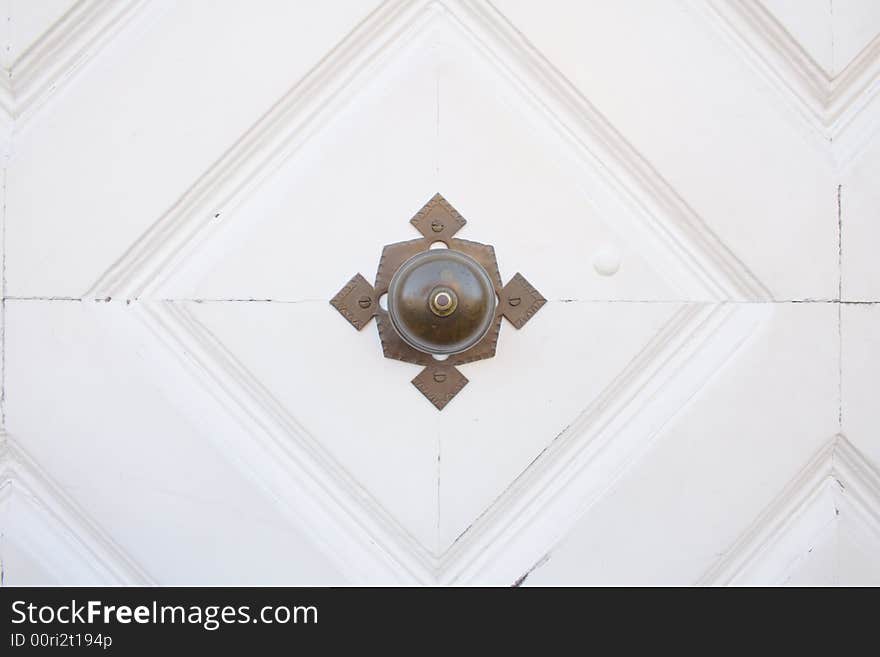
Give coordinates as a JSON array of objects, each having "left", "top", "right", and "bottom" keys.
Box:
[{"left": 1, "top": 0, "right": 879, "bottom": 585}]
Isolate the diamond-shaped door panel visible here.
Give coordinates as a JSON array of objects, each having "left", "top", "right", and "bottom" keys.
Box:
[
  {"left": 158, "top": 26, "right": 680, "bottom": 304},
  {"left": 160, "top": 46, "right": 440, "bottom": 304},
  {"left": 130, "top": 8, "right": 766, "bottom": 578},
  {"left": 187, "top": 294, "right": 684, "bottom": 553},
  {"left": 435, "top": 300, "right": 683, "bottom": 549},
  {"left": 187, "top": 299, "right": 442, "bottom": 552}
]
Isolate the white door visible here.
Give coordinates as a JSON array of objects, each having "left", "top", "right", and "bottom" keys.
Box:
[{"left": 2, "top": 0, "right": 879, "bottom": 586}]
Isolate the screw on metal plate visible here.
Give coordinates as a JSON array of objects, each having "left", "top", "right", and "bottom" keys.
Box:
[{"left": 330, "top": 193, "right": 545, "bottom": 410}]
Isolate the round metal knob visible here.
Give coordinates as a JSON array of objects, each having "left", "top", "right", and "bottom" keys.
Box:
[{"left": 387, "top": 249, "right": 496, "bottom": 355}]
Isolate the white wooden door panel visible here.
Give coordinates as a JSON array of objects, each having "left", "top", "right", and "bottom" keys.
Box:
[
  {"left": 1, "top": 0, "right": 78, "bottom": 71},
  {"left": 434, "top": 50, "right": 680, "bottom": 302},
  {"left": 842, "top": 141, "right": 880, "bottom": 300},
  {"left": 523, "top": 303, "right": 840, "bottom": 585},
  {"left": 842, "top": 306, "right": 880, "bottom": 465},
  {"left": 1, "top": 437, "right": 151, "bottom": 586},
  {"left": 7, "top": 0, "right": 380, "bottom": 298},
  {"left": 759, "top": 0, "right": 833, "bottom": 73},
  {"left": 495, "top": 0, "right": 840, "bottom": 301},
  {"left": 830, "top": 0, "right": 880, "bottom": 72},
  {"left": 5, "top": 302, "right": 349, "bottom": 585},
  {"left": 2, "top": 0, "right": 880, "bottom": 586},
  {"left": 158, "top": 40, "right": 440, "bottom": 302}
]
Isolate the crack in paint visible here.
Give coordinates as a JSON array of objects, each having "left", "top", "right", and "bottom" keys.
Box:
[{"left": 837, "top": 184, "right": 843, "bottom": 433}]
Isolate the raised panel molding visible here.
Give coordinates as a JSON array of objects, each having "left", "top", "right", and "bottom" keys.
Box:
[
  {"left": 13, "top": 1, "right": 864, "bottom": 586},
  {"left": 699, "top": 435, "right": 880, "bottom": 585},
  {"left": 0, "top": 0, "right": 154, "bottom": 134},
  {"left": 0, "top": 434, "right": 153, "bottom": 585},
  {"left": 132, "top": 299, "right": 767, "bottom": 584},
  {"left": 85, "top": 0, "right": 769, "bottom": 302},
  {"left": 59, "top": 0, "right": 780, "bottom": 584},
  {"left": 57, "top": 0, "right": 778, "bottom": 584},
  {"left": 692, "top": 0, "right": 880, "bottom": 168}
]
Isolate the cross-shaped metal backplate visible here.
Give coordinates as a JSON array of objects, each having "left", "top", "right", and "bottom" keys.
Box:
[{"left": 331, "top": 193, "right": 545, "bottom": 410}]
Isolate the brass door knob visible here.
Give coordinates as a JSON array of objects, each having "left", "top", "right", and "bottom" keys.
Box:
[
  {"left": 330, "top": 193, "right": 545, "bottom": 409},
  {"left": 387, "top": 250, "right": 496, "bottom": 355}
]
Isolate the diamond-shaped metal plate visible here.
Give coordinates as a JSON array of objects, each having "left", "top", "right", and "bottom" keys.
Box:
[
  {"left": 410, "top": 193, "right": 466, "bottom": 243},
  {"left": 412, "top": 364, "right": 469, "bottom": 410},
  {"left": 329, "top": 273, "right": 376, "bottom": 330},
  {"left": 501, "top": 273, "right": 546, "bottom": 329}
]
